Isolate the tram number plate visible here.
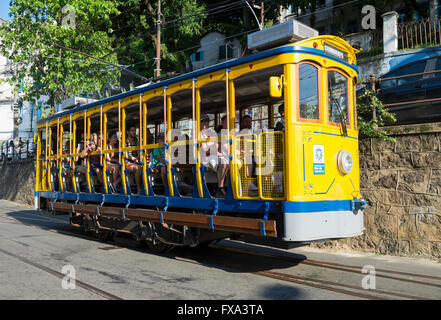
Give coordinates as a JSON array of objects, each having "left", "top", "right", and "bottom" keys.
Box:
[{"left": 313, "top": 145, "right": 325, "bottom": 175}]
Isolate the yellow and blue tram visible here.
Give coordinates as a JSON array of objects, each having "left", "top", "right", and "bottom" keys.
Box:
[{"left": 35, "top": 33, "right": 367, "bottom": 250}]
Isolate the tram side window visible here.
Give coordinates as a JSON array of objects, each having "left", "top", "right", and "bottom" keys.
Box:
[
  {"left": 328, "top": 70, "right": 349, "bottom": 125},
  {"left": 299, "top": 63, "right": 319, "bottom": 120},
  {"left": 234, "top": 65, "right": 284, "bottom": 131}
]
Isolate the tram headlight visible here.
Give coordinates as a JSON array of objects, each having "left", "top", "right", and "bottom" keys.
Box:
[{"left": 337, "top": 150, "right": 353, "bottom": 175}]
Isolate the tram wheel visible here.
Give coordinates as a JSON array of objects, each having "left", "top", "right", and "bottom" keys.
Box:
[
  {"left": 146, "top": 239, "right": 170, "bottom": 253},
  {"left": 97, "top": 230, "right": 113, "bottom": 242}
]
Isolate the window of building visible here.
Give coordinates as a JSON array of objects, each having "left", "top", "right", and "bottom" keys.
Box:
[
  {"left": 191, "top": 51, "right": 204, "bottom": 62},
  {"left": 219, "top": 44, "right": 234, "bottom": 60}
]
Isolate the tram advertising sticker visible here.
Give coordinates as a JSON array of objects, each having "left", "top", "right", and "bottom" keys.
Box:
[{"left": 313, "top": 144, "right": 325, "bottom": 175}]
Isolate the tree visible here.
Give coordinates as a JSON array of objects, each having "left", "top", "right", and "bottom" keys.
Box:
[
  {"left": 0, "top": 0, "right": 120, "bottom": 115},
  {"left": 110, "top": 0, "right": 206, "bottom": 80}
]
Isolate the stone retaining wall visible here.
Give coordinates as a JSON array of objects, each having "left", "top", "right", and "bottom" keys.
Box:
[
  {"left": 0, "top": 159, "right": 35, "bottom": 206},
  {"left": 311, "top": 123, "right": 441, "bottom": 261}
]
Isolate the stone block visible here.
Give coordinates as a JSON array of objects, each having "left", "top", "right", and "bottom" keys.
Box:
[
  {"left": 377, "top": 238, "right": 399, "bottom": 255},
  {"left": 429, "top": 169, "right": 441, "bottom": 195},
  {"left": 415, "top": 213, "right": 441, "bottom": 241},
  {"left": 428, "top": 242, "right": 441, "bottom": 260},
  {"left": 359, "top": 170, "right": 371, "bottom": 188},
  {"left": 398, "top": 169, "right": 429, "bottom": 193},
  {"left": 412, "top": 152, "right": 441, "bottom": 168},
  {"left": 409, "top": 240, "right": 431, "bottom": 257},
  {"left": 384, "top": 190, "right": 405, "bottom": 205},
  {"left": 420, "top": 134, "right": 439, "bottom": 152},
  {"left": 358, "top": 138, "right": 371, "bottom": 155},
  {"left": 366, "top": 212, "right": 397, "bottom": 239},
  {"left": 395, "top": 135, "right": 420, "bottom": 152},
  {"left": 399, "top": 215, "right": 418, "bottom": 240},
  {"left": 380, "top": 152, "right": 413, "bottom": 169},
  {"left": 360, "top": 190, "right": 384, "bottom": 206},
  {"left": 360, "top": 153, "right": 380, "bottom": 170},
  {"left": 371, "top": 137, "right": 395, "bottom": 153},
  {"left": 404, "top": 193, "right": 436, "bottom": 208},
  {"left": 371, "top": 170, "right": 398, "bottom": 189},
  {"left": 397, "top": 240, "right": 411, "bottom": 255}
]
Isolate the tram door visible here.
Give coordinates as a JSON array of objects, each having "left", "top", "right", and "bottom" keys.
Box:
[{"left": 233, "top": 65, "right": 285, "bottom": 200}]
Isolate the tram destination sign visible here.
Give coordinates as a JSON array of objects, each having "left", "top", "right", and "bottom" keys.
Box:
[{"left": 324, "top": 43, "right": 347, "bottom": 62}]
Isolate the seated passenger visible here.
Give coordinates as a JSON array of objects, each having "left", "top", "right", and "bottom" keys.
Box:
[
  {"left": 240, "top": 115, "right": 253, "bottom": 133},
  {"left": 275, "top": 103, "right": 285, "bottom": 132},
  {"left": 239, "top": 115, "right": 257, "bottom": 191},
  {"left": 217, "top": 116, "right": 229, "bottom": 197},
  {"left": 125, "top": 126, "right": 141, "bottom": 194},
  {"left": 106, "top": 133, "right": 121, "bottom": 192},
  {"left": 151, "top": 133, "right": 167, "bottom": 188},
  {"left": 200, "top": 114, "right": 218, "bottom": 172},
  {"left": 78, "top": 135, "right": 103, "bottom": 186}
]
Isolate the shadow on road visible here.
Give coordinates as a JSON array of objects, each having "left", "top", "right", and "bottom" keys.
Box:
[{"left": 4, "top": 208, "right": 308, "bottom": 274}]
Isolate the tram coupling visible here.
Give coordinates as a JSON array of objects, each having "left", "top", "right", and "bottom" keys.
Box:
[{"left": 351, "top": 198, "right": 369, "bottom": 211}]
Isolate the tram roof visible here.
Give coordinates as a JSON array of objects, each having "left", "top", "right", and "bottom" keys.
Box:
[{"left": 39, "top": 36, "right": 359, "bottom": 124}]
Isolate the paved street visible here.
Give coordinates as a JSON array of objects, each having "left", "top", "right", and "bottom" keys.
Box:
[{"left": 0, "top": 199, "right": 440, "bottom": 302}]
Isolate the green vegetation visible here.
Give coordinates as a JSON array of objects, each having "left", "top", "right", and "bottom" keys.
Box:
[
  {"left": 0, "top": 0, "right": 121, "bottom": 113},
  {"left": 357, "top": 89, "right": 397, "bottom": 142}
]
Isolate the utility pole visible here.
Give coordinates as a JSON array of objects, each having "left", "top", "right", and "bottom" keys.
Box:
[
  {"left": 155, "top": 0, "right": 162, "bottom": 78},
  {"left": 12, "top": 65, "right": 19, "bottom": 140}
]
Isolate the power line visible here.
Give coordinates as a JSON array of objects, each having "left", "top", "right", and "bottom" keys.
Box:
[
  {"left": 286, "top": 0, "right": 363, "bottom": 20},
  {"left": 54, "top": 44, "right": 149, "bottom": 81},
  {"left": 107, "top": 0, "right": 262, "bottom": 66},
  {"left": 163, "top": 0, "right": 245, "bottom": 26}
]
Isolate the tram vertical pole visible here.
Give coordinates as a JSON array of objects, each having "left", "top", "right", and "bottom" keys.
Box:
[
  {"left": 45, "top": 121, "right": 48, "bottom": 190},
  {"left": 121, "top": 101, "right": 128, "bottom": 195},
  {"left": 103, "top": 110, "right": 108, "bottom": 194},
  {"left": 58, "top": 120, "right": 64, "bottom": 192},
  {"left": 166, "top": 94, "right": 174, "bottom": 197},
  {"left": 72, "top": 119, "right": 77, "bottom": 193},
  {"left": 228, "top": 74, "right": 238, "bottom": 199},
  {"left": 141, "top": 97, "right": 148, "bottom": 196},
  {"left": 284, "top": 64, "right": 296, "bottom": 201},
  {"left": 69, "top": 114, "right": 72, "bottom": 174}
]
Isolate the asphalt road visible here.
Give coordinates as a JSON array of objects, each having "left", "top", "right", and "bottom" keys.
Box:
[{"left": 0, "top": 199, "right": 440, "bottom": 302}]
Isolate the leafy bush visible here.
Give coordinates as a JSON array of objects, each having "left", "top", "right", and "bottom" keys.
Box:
[{"left": 356, "top": 89, "right": 397, "bottom": 142}]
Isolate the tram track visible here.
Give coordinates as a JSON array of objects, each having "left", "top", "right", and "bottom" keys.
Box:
[
  {"left": 174, "top": 249, "right": 434, "bottom": 300},
  {"left": 209, "top": 244, "right": 441, "bottom": 288},
  {"left": 0, "top": 247, "right": 123, "bottom": 300},
  {"left": 1, "top": 206, "right": 440, "bottom": 300}
]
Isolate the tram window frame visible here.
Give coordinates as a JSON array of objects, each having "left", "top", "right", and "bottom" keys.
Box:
[
  {"left": 233, "top": 65, "right": 284, "bottom": 132},
  {"left": 297, "top": 62, "right": 321, "bottom": 123},
  {"left": 199, "top": 81, "right": 227, "bottom": 129},
  {"left": 61, "top": 122, "right": 71, "bottom": 156},
  {"left": 327, "top": 68, "right": 351, "bottom": 128},
  {"left": 171, "top": 89, "right": 193, "bottom": 138},
  {"left": 353, "top": 79, "right": 357, "bottom": 130}
]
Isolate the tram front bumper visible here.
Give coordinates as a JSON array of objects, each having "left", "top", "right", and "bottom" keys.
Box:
[{"left": 281, "top": 200, "right": 364, "bottom": 242}]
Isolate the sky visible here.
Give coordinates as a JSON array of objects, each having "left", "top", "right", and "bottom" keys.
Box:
[{"left": 0, "top": 1, "right": 9, "bottom": 21}]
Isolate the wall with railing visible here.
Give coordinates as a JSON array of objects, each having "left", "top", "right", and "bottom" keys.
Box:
[
  {"left": 398, "top": 18, "right": 441, "bottom": 50},
  {"left": 344, "top": 12, "right": 441, "bottom": 60},
  {"left": 0, "top": 140, "right": 36, "bottom": 162}
]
